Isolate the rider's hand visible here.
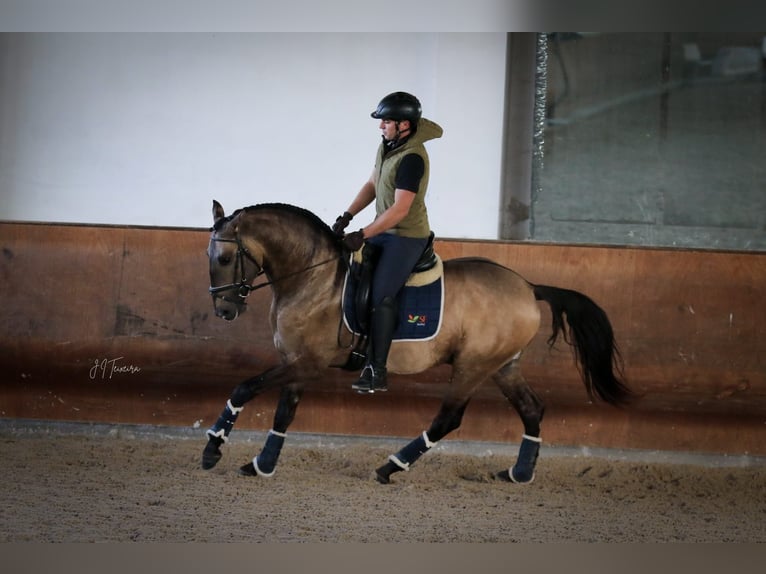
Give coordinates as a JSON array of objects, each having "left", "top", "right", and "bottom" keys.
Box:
[
  {"left": 332, "top": 211, "right": 353, "bottom": 235},
  {"left": 342, "top": 229, "right": 365, "bottom": 252}
]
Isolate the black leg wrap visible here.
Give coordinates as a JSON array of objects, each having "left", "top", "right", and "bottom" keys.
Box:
[
  {"left": 510, "top": 434, "right": 541, "bottom": 484},
  {"left": 394, "top": 432, "right": 435, "bottom": 467},
  {"left": 375, "top": 431, "right": 436, "bottom": 484},
  {"left": 206, "top": 399, "right": 243, "bottom": 444},
  {"left": 202, "top": 400, "right": 243, "bottom": 469},
  {"left": 252, "top": 430, "right": 286, "bottom": 477}
]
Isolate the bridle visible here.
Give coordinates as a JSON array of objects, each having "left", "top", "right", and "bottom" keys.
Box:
[
  {"left": 208, "top": 230, "right": 340, "bottom": 306},
  {"left": 208, "top": 233, "right": 265, "bottom": 305}
]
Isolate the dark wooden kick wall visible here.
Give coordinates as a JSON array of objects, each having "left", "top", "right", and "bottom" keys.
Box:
[{"left": 1, "top": 222, "right": 764, "bottom": 456}]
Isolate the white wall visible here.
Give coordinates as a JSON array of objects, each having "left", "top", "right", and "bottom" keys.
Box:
[{"left": 0, "top": 33, "right": 506, "bottom": 238}]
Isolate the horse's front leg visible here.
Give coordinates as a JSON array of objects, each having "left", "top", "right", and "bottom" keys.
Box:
[
  {"left": 239, "top": 382, "right": 304, "bottom": 477},
  {"left": 201, "top": 366, "right": 289, "bottom": 470}
]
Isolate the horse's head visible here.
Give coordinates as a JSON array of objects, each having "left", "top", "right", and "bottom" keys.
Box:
[{"left": 207, "top": 200, "right": 264, "bottom": 321}]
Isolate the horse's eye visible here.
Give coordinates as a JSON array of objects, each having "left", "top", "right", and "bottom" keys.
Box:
[{"left": 218, "top": 254, "right": 232, "bottom": 265}]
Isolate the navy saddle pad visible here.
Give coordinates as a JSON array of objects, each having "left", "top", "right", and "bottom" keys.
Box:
[{"left": 342, "top": 257, "right": 444, "bottom": 341}]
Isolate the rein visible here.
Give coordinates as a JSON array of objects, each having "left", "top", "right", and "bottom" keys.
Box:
[
  {"left": 208, "top": 233, "right": 340, "bottom": 303},
  {"left": 209, "top": 225, "right": 355, "bottom": 354}
]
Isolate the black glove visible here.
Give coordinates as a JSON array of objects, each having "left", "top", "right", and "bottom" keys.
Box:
[
  {"left": 332, "top": 211, "right": 353, "bottom": 235},
  {"left": 343, "top": 229, "right": 365, "bottom": 252}
]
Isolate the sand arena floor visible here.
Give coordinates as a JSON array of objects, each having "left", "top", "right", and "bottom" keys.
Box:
[{"left": 1, "top": 420, "right": 764, "bottom": 543}]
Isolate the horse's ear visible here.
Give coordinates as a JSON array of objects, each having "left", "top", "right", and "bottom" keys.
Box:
[{"left": 212, "top": 200, "right": 225, "bottom": 223}]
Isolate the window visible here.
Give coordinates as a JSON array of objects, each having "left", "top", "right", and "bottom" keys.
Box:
[{"left": 531, "top": 32, "right": 765, "bottom": 251}]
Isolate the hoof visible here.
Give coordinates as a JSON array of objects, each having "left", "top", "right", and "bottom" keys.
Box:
[
  {"left": 495, "top": 469, "right": 512, "bottom": 482},
  {"left": 238, "top": 462, "right": 257, "bottom": 476},
  {"left": 201, "top": 439, "right": 223, "bottom": 470},
  {"left": 375, "top": 460, "right": 399, "bottom": 484},
  {"left": 375, "top": 470, "right": 391, "bottom": 484}
]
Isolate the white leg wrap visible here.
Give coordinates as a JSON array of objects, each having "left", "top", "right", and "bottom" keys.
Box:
[
  {"left": 269, "top": 429, "right": 287, "bottom": 438},
  {"left": 521, "top": 433, "right": 542, "bottom": 443},
  {"left": 206, "top": 428, "right": 228, "bottom": 443},
  {"left": 508, "top": 468, "right": 535, "bottom": 484},
  {"left": 227, "top": 399, "right": 244, "bottom": 414},
  {"left": 422, "top": 430, "right": 437, "bottom": 449},
  {"left": 252, "top": 455, "right": 276, "bottom": 478},
  {"left": 388, "top": 454, "right": 410, "bottom": 471}
]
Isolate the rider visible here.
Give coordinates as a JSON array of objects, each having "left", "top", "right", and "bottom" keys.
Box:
[{"left": 332, "top": 91, "right": 443, "bottom": 394}]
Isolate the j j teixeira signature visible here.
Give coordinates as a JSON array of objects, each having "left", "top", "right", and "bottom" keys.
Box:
[{"left": 89, "top": 357, "right": 141, "bottom": 380}]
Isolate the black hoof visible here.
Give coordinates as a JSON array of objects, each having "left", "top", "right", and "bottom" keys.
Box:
[
  {"left": 375, "top": 469, "right": 391, "bottom": 484},
  {"left": 201, "top": 438, "right": 223, "bottom": 470},
  {"left": 375, "top": 460, "right": 400, "bottom": 484},
  {"left": 495, "top": 469, "right": 511, "bottom": 482},
  {"left": 239, "top": 462, "right": 257, "bottom": 476}
]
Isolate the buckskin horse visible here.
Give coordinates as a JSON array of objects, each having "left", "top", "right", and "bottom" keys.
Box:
[{"left": 202, "top": 200, "right": 631, "bottom": 484}]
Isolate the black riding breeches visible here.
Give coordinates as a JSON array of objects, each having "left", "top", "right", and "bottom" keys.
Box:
[{"left": 367, "top": 232, "right": 429, "bottom": 307}]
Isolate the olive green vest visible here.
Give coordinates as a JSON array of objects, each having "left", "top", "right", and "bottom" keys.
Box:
[{"left": 373, "top": 118, "right": 443, "bottom": 238}]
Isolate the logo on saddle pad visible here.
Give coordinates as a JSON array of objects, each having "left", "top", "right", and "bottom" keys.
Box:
[
  {"left": 342, "top": 251, "right": 444, "bottom": 342},
  {"left": 407, "top": 314, "right": 427, "bottom": 326}
]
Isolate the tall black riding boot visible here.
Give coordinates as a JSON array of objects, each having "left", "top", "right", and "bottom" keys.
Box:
[{"left": 352, "top": 296, "right": 398, "bottom": 394}]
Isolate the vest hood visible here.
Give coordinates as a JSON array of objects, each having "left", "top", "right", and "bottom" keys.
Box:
[{"left": 413, "top": 117, "right": 443, "bottom": 144}]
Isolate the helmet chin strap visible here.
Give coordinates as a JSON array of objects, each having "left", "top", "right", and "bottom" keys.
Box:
[
  {"left": 384, "top": 121, "right": 411, "bottom": 148},
  {"left": 395, "top": 121, "right": 411, "bottom": 140}
]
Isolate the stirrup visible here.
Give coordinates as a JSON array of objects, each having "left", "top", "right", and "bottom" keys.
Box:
[{"left": 352, "top": 365, "right": 388, "bottom": 394}]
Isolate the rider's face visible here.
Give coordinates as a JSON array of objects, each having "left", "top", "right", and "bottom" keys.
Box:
[{"left": 379, "top": 119, "right": 410, "bottom": 141}]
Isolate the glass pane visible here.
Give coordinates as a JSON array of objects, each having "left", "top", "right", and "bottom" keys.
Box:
[{"left": 534, "top": 32, "right": 765, "bottom": 251}]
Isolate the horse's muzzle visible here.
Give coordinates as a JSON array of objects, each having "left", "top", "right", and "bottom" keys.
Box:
[
  {"left": 213, "top": 297, "right": 245, "bottom": 321},
  {"left": 216, "top": 307, "right": 239, "bottom": 321}
]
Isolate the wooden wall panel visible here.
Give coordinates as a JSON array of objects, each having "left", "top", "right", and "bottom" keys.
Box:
[
  {"left": 435, "top": 240, "right": 764, "bottom": 417},
  {"left": 1, "top": 222, "right": 764, "bottom": 456}
]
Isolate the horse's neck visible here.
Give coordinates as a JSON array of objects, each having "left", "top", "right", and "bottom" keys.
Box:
[{"left": 243, "top": 215, "right": 340, "bottom": 296}]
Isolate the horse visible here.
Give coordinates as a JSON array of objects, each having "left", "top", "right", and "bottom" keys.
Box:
[{"left": 202, "top": 200, "right": 632, "bottom": 484}]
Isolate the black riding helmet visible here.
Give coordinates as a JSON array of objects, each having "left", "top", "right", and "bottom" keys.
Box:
[{"left": 371, "top": 92, "right": 422, "bottom": 124}]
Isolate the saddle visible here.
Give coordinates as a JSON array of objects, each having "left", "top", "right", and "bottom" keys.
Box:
[{"left": 337, "top": 232, "right": 442, "bottom": 371}]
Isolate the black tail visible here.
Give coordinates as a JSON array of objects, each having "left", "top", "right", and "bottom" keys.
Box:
[{"left": 533, "top": 284, "right": 632, "bottom": 406}]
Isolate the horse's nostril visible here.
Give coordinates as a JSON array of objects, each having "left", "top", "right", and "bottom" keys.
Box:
[{"left": 215, "top": 307, "right": 237, "bottom": 321}]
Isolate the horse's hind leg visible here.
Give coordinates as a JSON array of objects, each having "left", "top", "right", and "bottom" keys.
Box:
[
  {"left": 492, "top": 360, "right": 545, "bottom": 483},
  {"left": 375, "top": 393, "right": 472, "bottom": 484},
  {"left": 239, "top": 383, "right": 304, "bottom": 477}
]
